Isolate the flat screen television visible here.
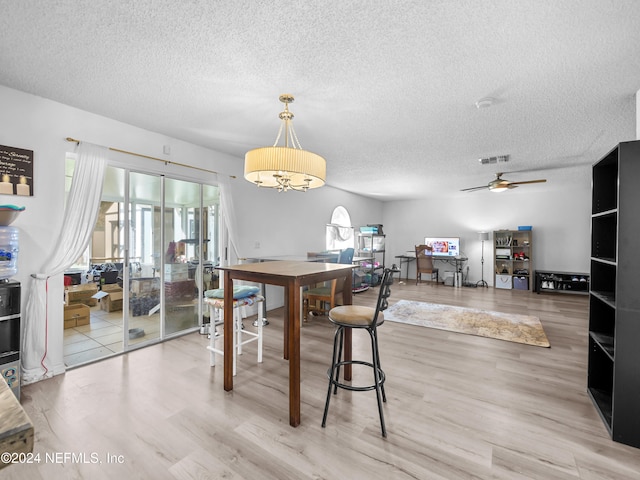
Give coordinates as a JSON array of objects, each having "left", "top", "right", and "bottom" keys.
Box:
[{"left": 424, "top": 237, "right": 460, "bottom": 257}]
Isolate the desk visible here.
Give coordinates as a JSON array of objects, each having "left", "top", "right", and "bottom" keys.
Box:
[
  {"left": 217, "top": 260, "right": 354, "bottom": 427},
  {"left": 395, "top": 254, "right": 468, "bottom": 285},
  {"left": 394, "top": 254, "right": 415, "bottom": 281}
]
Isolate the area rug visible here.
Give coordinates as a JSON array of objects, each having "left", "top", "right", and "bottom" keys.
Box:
[{"left": 384, "top": 300, "right": 550, "bottom": 347}]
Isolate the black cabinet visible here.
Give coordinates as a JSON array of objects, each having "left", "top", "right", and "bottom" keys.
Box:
[
  {"left": 0, "top": 281, "right": 21, "bottom": 400},
  {"left": 534, "top": 270, "right": 589, "bottom": 295},
  {"left": 588, "top": 140, "right": 640, "bottom": 448}
]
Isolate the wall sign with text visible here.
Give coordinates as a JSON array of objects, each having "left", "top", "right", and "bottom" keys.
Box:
[{"left": 0, "top": 144, "right": 33, "bottom": 196}]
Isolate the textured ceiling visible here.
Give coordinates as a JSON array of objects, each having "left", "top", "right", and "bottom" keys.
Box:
[{"left": 1, "top": 1, "right": 640, "bottom": 200}]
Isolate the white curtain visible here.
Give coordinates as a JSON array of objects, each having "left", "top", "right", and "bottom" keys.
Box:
[
  {"left": 218, "top": 176, "right": 242, "bottom": 265},
  {"left": 22, "top": 142, "right": 109, "bottom": 383}
]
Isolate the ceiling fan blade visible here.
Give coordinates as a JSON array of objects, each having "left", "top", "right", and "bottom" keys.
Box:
[
  {"left": 460, "top": 185, "right": 489, "bottom": 192},
  {"left": 507, "top": 179, "right": 547, "bottom": 186}
]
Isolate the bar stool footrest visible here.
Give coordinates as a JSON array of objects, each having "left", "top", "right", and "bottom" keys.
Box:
[{"left": 327, "top": 360, "right": 385, "bottom": 392}]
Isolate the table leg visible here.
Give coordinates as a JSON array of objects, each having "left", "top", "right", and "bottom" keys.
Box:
[
  {"left": 283, "top": 287, "right": 289, "bottom": 360},
  {"left": 223, "top": 274, "right": 234, "bottom": 391},
  {"left": 288, "top": 281, "right": 301, "bottom": 427}
]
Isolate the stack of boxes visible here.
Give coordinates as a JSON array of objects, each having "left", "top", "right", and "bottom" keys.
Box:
[
  {"left": 164, "top": 264, "right": 195, "bottom": 302},
  {"left": 63, "top": 304, "right": 90, "bottom": 329},
  {"left": 63, "top": 284, "right": 98, "bottom": 329}
]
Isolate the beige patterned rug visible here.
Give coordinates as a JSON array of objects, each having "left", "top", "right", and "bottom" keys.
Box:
[{"left": 385, "top": 300, "right": 550, "bottom": 347}]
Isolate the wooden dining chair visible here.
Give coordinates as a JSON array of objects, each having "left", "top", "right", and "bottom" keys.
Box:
[
  {"left": 415, "top": 244, "right": 439, "bottom": 284},
  {"left": 303, "top": 248, "right": 354, "bottom": 320}
]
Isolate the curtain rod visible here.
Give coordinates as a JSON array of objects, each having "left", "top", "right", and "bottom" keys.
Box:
[{"left": 65, "top": 137, "right": 236, "bottom": 178}]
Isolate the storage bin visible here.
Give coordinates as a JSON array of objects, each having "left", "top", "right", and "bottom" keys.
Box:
[
  {"left": 99, "top": 270, "right": 118, "bottom": 285},
  {"left": 513, "top": 276, "right": 529, "bottom": 290},
  {"left": 495, "top": 274, "right": 512, "bottom": 289},
  {"left": 360, "top": 236, "right": 385, "bottom": 252}
]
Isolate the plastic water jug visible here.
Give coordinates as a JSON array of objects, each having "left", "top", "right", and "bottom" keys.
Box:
[{"left": 0, "top": 227, "right": 19, "bottom": 280}]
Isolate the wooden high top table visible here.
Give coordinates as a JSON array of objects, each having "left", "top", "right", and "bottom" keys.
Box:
[{"left": 217, "top": 260, "right": 354, "bottom": 427}]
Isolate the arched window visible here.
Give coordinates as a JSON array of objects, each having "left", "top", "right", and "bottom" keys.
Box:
[{"left": 326, "top": 206, "right": 354, "bottom": 251}]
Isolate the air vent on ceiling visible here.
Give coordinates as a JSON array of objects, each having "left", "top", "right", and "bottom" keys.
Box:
[{"left": 478, "top": 155, "right": 510, "bottom": 165}]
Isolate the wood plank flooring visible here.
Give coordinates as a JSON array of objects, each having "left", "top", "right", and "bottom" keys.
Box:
[{"left": 8, "top": 282, "right": 640, "bottom": 479}]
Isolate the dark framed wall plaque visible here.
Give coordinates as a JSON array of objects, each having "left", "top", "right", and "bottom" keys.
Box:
[{"left": 0, "top": 145, "right": 34, "bottom": 196}]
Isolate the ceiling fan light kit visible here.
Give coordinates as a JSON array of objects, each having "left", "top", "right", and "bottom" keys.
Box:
[{"left": 461, "top": 172, "right": 547, "bottom": 193}]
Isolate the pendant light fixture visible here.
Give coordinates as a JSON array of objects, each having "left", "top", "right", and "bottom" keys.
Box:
[{"left": 244, "top": 94, "right": 326, "bottom": 192}]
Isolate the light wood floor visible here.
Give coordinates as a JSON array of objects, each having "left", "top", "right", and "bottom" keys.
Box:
[{"left": 10, "top": 282, "right": 640, "bottom": 479}]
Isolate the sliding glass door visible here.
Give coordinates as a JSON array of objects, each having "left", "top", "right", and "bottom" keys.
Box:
[
  {"left": 164, "top": 178, "right": 201, "bottom": 335},
  {"left": 127, "top": 174, "right": 220, "bottom": 341},
  {"left": 163, "top": 181, "right": 220, "bottom": 334},
  {"left": 63, "top": 162, "right": 220, "bottom": 367},
  {"left": 127, "top": 172, "right": 162, "bottom": 345}
]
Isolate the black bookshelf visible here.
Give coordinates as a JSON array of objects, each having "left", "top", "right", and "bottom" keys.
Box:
[{"left": 588, "top": 140, "right": 640, "bottom": 448}]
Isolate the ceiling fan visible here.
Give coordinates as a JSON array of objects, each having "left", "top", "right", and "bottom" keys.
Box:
[{"left": 461, "top": 172, "right": 547, "bottom": 193}]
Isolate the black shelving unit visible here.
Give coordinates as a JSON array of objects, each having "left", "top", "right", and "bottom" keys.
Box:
[
  {"left": 356, "top": 233, "right": 385, "bottom": 286},
  {"left": 534, "top": 270, "right": 589, "bottom": 295},
  {"left": 0, "top": 280, "right": 21, "bottom": 400},
  {"left": 588, "top": 140, "right": 640, "bottom": 448}
]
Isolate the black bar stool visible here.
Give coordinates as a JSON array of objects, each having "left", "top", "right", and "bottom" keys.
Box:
[{"left": 321, "top": 266, "right": 397, "bottom": 437}]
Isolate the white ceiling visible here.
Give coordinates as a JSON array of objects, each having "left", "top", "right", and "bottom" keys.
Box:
[{"left": 2, "top": 1, "right": 640, "bottom": 200}]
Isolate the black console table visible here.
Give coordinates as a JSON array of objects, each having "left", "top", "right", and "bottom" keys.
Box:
[{"left": 534, "top": 270, "right": 589, "bottom": 295}]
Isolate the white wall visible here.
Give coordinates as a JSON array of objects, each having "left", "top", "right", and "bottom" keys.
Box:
[
  {"left": 231, "top": 179, "right": 379, "bottom": 259},
  {"left": 0, "top": 84, "right": 382, "bottom": 380},
  {"left": 382, "top": 183, "right": 592, "bottom": 285}
]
